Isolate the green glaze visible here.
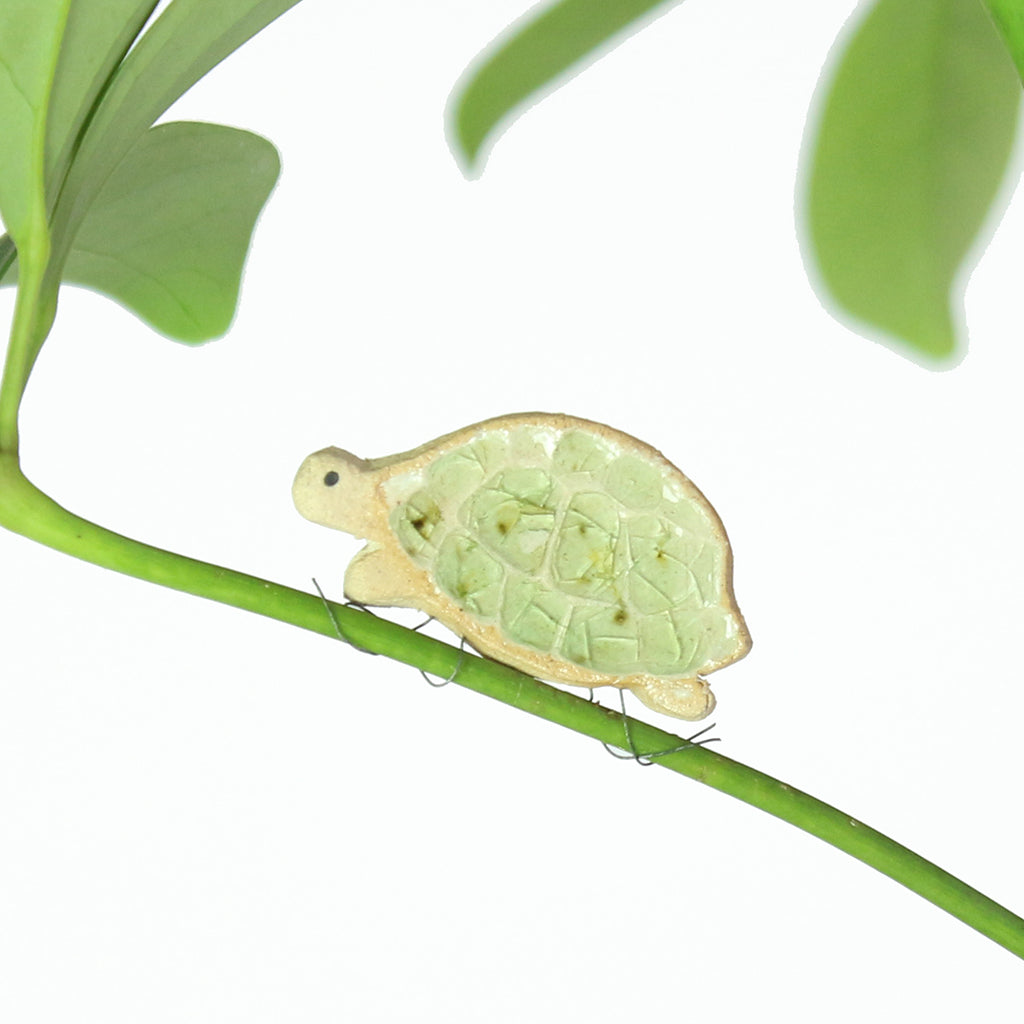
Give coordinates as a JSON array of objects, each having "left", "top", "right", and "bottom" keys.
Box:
[{"left": 387, "top": 424, "right": 732, "bottom": 678}]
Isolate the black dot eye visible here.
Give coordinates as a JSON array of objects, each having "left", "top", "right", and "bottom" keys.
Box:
[{"left": 323, "top": 471, "right": 339, "bottom": 487}]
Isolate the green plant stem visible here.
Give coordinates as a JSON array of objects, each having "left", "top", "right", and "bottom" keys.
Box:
[
  {"left": 0, "top": 248, "right": 57, "bottom": 453},
  {"left": 0, "top": 452, "right": 1022, "bottom": 959}
]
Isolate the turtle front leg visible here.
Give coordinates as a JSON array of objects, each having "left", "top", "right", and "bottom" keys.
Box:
[{"left": 344, "top": 542, "right": 428, "bottom": 609}]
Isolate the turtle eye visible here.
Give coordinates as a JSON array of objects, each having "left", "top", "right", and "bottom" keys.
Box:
[{"left": 323, "top": 471, "right": 340, "bottom": 487}]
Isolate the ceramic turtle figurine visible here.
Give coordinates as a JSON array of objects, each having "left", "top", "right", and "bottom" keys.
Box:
[{"left": 293, "top": 413, "right": 750, "bottom": 720}]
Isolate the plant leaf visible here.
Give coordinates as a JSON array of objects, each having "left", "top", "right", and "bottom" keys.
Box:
[
  {"left": 802, "top": 0, "right": 1021, "bottom": 362},
  {"left": 50, "top": 0, "right": 302, "bottom": 265},
  {"left": 983, "top": 1, "right": 1024, "bottom": 83},
  {"left": 448, "top": 0, "right": 682, "bottom": 175},
  {"left": 44, "top": 1, "right": 160, "bottom": 206},
  {"left": 57, "top": 121, "right": 279, "bottom": 343},
  {"left": 0, "top": 1, "right": 69, "bottom": 253}
]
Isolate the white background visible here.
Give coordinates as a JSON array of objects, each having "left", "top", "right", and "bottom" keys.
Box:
[{"left": 3, "top": 0, "right": 1023, "bottom": 1019}]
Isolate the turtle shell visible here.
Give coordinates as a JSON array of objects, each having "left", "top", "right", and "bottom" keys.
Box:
[{"left": 293, "top": 413, "right": 750, "bottom": 720}]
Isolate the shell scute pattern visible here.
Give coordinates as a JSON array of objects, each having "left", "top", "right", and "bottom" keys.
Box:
[
  {"left": 555, "top": 492, "right": 620, "bottom": 601},
  {"left": 425, "top": 447, "right": 487, "bottom": 499},
  {"left": 387, "top": 425, "right": 733, "bottom": 679},
  {"left": 503, "top": 578, "right": 571, "bottom": 652},
  {"left": 434, "top": 535, "right": 503, "bottom": 617},
  {"left": 604, "top": 453, "right": 665, "bottom": 509},
  {"left": 469, "top": 468, "right": 556, "bottom": 572}
]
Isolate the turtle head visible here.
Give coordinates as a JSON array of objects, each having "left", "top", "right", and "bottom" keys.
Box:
[{"left": 292, "top": 447, "right": 382, "bottom": 540}]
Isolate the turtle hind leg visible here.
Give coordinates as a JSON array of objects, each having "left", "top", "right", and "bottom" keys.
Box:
[
  {"left": 601, "top": 681, "right": 718, "bottom": 764},
  {"left": 625, "top": 675, "right": 716, "bottom": 721}
]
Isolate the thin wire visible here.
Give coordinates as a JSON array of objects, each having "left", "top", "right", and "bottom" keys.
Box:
[
  {"left": 598, "top": 686, "right": 720, "bottom": 764},
  {"left": 311, "top": 578, "right": 381, "bottom": 655},
  {"left": 315, "top": 584, "right": 715, "bottom": 747},
  {"left": 314, "top": 583, "right": 466, "bottom": 687},
  {"left": 420, "top": 635, "right": 467, "bottom": 687},
  {"left": 407, "top": 613, "right": 468, "bottom": 686}
]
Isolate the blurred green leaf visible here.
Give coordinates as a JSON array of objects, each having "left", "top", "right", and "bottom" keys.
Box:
[
  {"left": 43, "top": 1, "right": 159, "bottom": 206},
  {"left": 802, "top": 0, "right": 1021, "bottom": 362},
  {"left": 56, "top": 121, "right": 279, "bottom": 342},
  {"left": 0, "top": 1, "right": 69, "bottom": 253},
  {"left": 449, "top": 0, "right": 681, "bottom": 175},
  {"left": 983, "top": 1, "right": 1024, "bottom": 83}
]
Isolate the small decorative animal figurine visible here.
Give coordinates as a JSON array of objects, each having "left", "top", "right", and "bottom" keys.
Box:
[{"left": 293, "top": 413, "right": 750, "bottom": 719}]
